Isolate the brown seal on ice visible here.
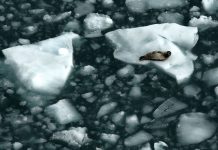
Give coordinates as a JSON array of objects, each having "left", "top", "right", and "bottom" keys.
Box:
[{"left": 139, "top": 51, "right": 171, "bottom": 61}]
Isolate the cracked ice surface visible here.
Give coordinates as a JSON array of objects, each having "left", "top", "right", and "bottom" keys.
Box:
[
  {"left": 106, "top": 23, "right": 199, "bottom": 83},
  {"left": 3, "top": 32, "right": 79, "bottom": 100}
]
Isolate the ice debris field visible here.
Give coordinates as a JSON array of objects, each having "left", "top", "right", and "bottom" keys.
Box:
[{"left": 0, "top": 0, "right": 218, "bottom": 150}]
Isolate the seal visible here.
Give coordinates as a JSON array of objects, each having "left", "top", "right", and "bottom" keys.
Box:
[{"left": 139, "top": 51, "right": 171, "bottom": 61}]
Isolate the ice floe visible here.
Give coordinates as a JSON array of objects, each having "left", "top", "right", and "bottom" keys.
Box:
[
  {"left": 106, "top": 23, "right": 199, "bottom": 83},
  {"left": 2, "top": 32, "right": 79, "bottom": 106},
  {"left": 176, "top": 112, "right": 217, "bottom": 145},
  {"left": 52, "top": 127, "right": 91, "bottom": 148},
  {"left": 189, "top": 15, "right": 218, "bottom": 32},
  {"left": 45, "top": 99, "right": 82, "bottom": 125}
]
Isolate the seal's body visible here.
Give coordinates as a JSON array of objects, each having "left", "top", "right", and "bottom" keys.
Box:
[{"left": 139, "top": 51, "right": 171, "bottom": 61}]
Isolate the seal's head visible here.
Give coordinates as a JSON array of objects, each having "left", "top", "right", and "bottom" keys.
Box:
[{"left": 164, "top": 51, "right": 171, "bottom": 58}]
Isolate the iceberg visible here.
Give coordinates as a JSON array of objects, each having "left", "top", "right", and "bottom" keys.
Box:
[
  {"left": 2, "top": 32, "right": 80, "bottom": 106},
  {"left": 106, "top": 23, "right": 199, "bottom": 83}
]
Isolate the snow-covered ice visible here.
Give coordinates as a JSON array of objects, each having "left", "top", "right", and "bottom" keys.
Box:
[
  {"left": 124, "top": 131, "right": 153, "bottom": 147},
  {"left": 202, "top": 67, "right": 218, "bottom": 86},
  {"left": 106, "top": 23, "right": 199, "bottom": 83},
  {"left": 3, "top": 32, "right": 79, "bottom": 95},
  {"left": 52, "top": 127, "right": 91, "bottom": 148},
  {"left": 84, "top": 13, "right": 113, "bottom": 37},
  {"left": 45, "top": 99, "right": 82, "bottom": 125},
  {"left": 189, "top": 15, "right": 218, "bottom": 32},
  {"left": 176, "top": 112, "right": 217, "bottom": 145}
]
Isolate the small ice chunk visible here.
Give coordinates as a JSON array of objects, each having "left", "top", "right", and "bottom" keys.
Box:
[
  {"left": 106, "top": 23, "right": 199, "bottom": 84},
  {"left": 129, "top": 86, "right": 142, "bottom": 98},
  {"left": 124, "top": 131, "right": 153, "bottom": 147},
  {"left": 140, "top": 143, "right": 152, "bottom": 150},
  {"left": 158, "top": 12, "right": 184, "bottom": 24},
  {"left": 202, "top": 67, "right": 218, "bottom": 86},
  {"left": 202, "top": 0, "right": 218, "bottom": 14},
  {"left": 52, "top": 127, "right": 91, "bottom": 148},
  {"left": 74, "top": 2, "right": 95, "bottom": 18},
  {"left": 189, "top": 15, "right": 218, "bottom": 32},
  {"left": 126, "top": 0, "right": 187, "bottom": 12},
  {"left": 111, "top": 111, "right": 125, "bottom": 126},
  {"left": 45, "top": 99, "right": 82, "bottom": 125},
  {"left": 13, "top": 142, "right": 23, "bottom": 150},
  {"left": 18, "top": 38, "right": 30, "bottom": 45},
  {"left": 117, "top": 65, "right": 134, "bottom": 78},
  {"left": 102, "top": 0, "right": 114, "bottom": 8},
  {"left": 153, "top": 97, "right": 187, "bottom": 118},
  {"left": 214, "top": 86, "right": 218, "bottom": 97},
  {"left": 84, "top": 13, "right": 113, "bottom": 37},
  {"left": 125, "top": 0, "right": 148, "bottom": 13},
  {"left": 105, "top": 75, "right": 116, "bottom": 86},
  {"left": 100, "top": 133, "right": 120, "bottom": 145},
  {"left": 125, "top": 114, "right": 139, "bottom": 133},
  {"left": 183, "top": 84, "right": 201, "bottom": 98},
  {"left": 97, "top": 102, "right": 117, "bottom": 118},
  {"left": 140, "top": 116, "right": 152, "bottom": 124},
  {"left": 80, "top": 65, "right": 96, "bottom": 76},
  {"left": 176, "top": 112, "right": 217, "bottom": 145},
  {"left": 154, "top": 141, "right": 168, "bottom": 150},
  {"left": 202, "top": 54, "right": 216, "bottom": 65}
]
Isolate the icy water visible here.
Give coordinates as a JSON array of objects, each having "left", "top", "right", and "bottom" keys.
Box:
[{"left": 0, "top": 0, "right": 218, "bottom": 150}]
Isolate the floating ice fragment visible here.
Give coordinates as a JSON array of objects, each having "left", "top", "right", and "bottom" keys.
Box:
[
  {"left": 202, "top": 0, "right": 218, "bottom": 14},
  {"left": 129, "top": 86, "right": 142, "bottom": 98},
  {"left": 202, "top": 67, "right": 218, "bottom": 86},
  {"left": 84, "top": 13, "right": 113, "bottom": 37},
  {"left": 80, "top": 65, "right": 96, "bottom": 76},
  {"left": 176, "top": 112, "right": 217, "bottom": 145},
  {"left": 126, "top": 0, "right": 188, "bottom": 13},
  {"left": 183, "top": 84, "right": 201, "bottom": 99},
  {"left": 117, "top": 65, "right": 135, "bottom": 78},
  {"left": 105, "top": 75, "right": 116, "bottom": 86},
  {"left": 106, "top": 23, "right": 199, "bottom": 83},
  {"left": 100, "top": 133, "right": 120, "bottom": 145},
  {"left": 111, "top": 111, "right": 125, "bottom": 126},
  {"left": 52, "top": 127, "right": 91, "bottom": 148},
  {"left": 97, "top": 102, "right": 117, "bottom": 118},
  {"left": 125, "top": 114, "right": 139, "bottom": 133},
  {"left": 45, "top": 99, "right": 82, "bottom": 125},
  {"left": 153, "top": 97, "right": 187, "bottom": 118},
  {"left": 189, "top": 15, "right": 218, "bottom": 32},
  {"left": 154, "top": 141, "right": 168, "bottom": 150},
  {"left": 124, "top": 131, "right": 153, "bottom": 147},
  {"left": 158, "top": 12, "right": 184, "bottom": 24}
]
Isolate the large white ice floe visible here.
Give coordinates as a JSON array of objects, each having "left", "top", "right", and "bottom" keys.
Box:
[
  {"left": 189, "top": 15, "right": 218, "bottom": 32},
  {"left": 126, "top": 0, "right": 188, "bottom": 13},
  {"left": 106, "top": 23, "right": 199, "bottom": 83},
  {"left": 2, "top": 32, "right": 79, "bottom": 106},
  {"left": 202, "top": 0, "right": 218, "bottom": 14},
  {"left": 45, "top": 99, "right": 82, "bottom": 125},
  {"left": 176, "top": 112, "right": 217, "bottom": 145}
]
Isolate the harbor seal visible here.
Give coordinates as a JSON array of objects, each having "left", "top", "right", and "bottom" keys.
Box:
[{"left": 139, "top": 51, "right": 171, "bottom": 61}]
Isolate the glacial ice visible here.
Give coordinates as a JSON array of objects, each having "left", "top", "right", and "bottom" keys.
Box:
[
  {"left": 106, "top": 23, "right": 199, "bottom": 83},
  {"left": 45, "top": 99, "right": 82, "bottom": 125},
  {"left": 202, "top": 0, "right": 218, "bottom": 14},
  {"left": 52, "top": 127, "right": 91, "bottom": 148},
  {"left": 189, "top": 15, "right": 218, "bottom": 32},
  {"left": 3, "top": 32, "right": 79, "bottom": 95},
  {"left": 176, "top": 112, "right": 217, "bottom": 145}
]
